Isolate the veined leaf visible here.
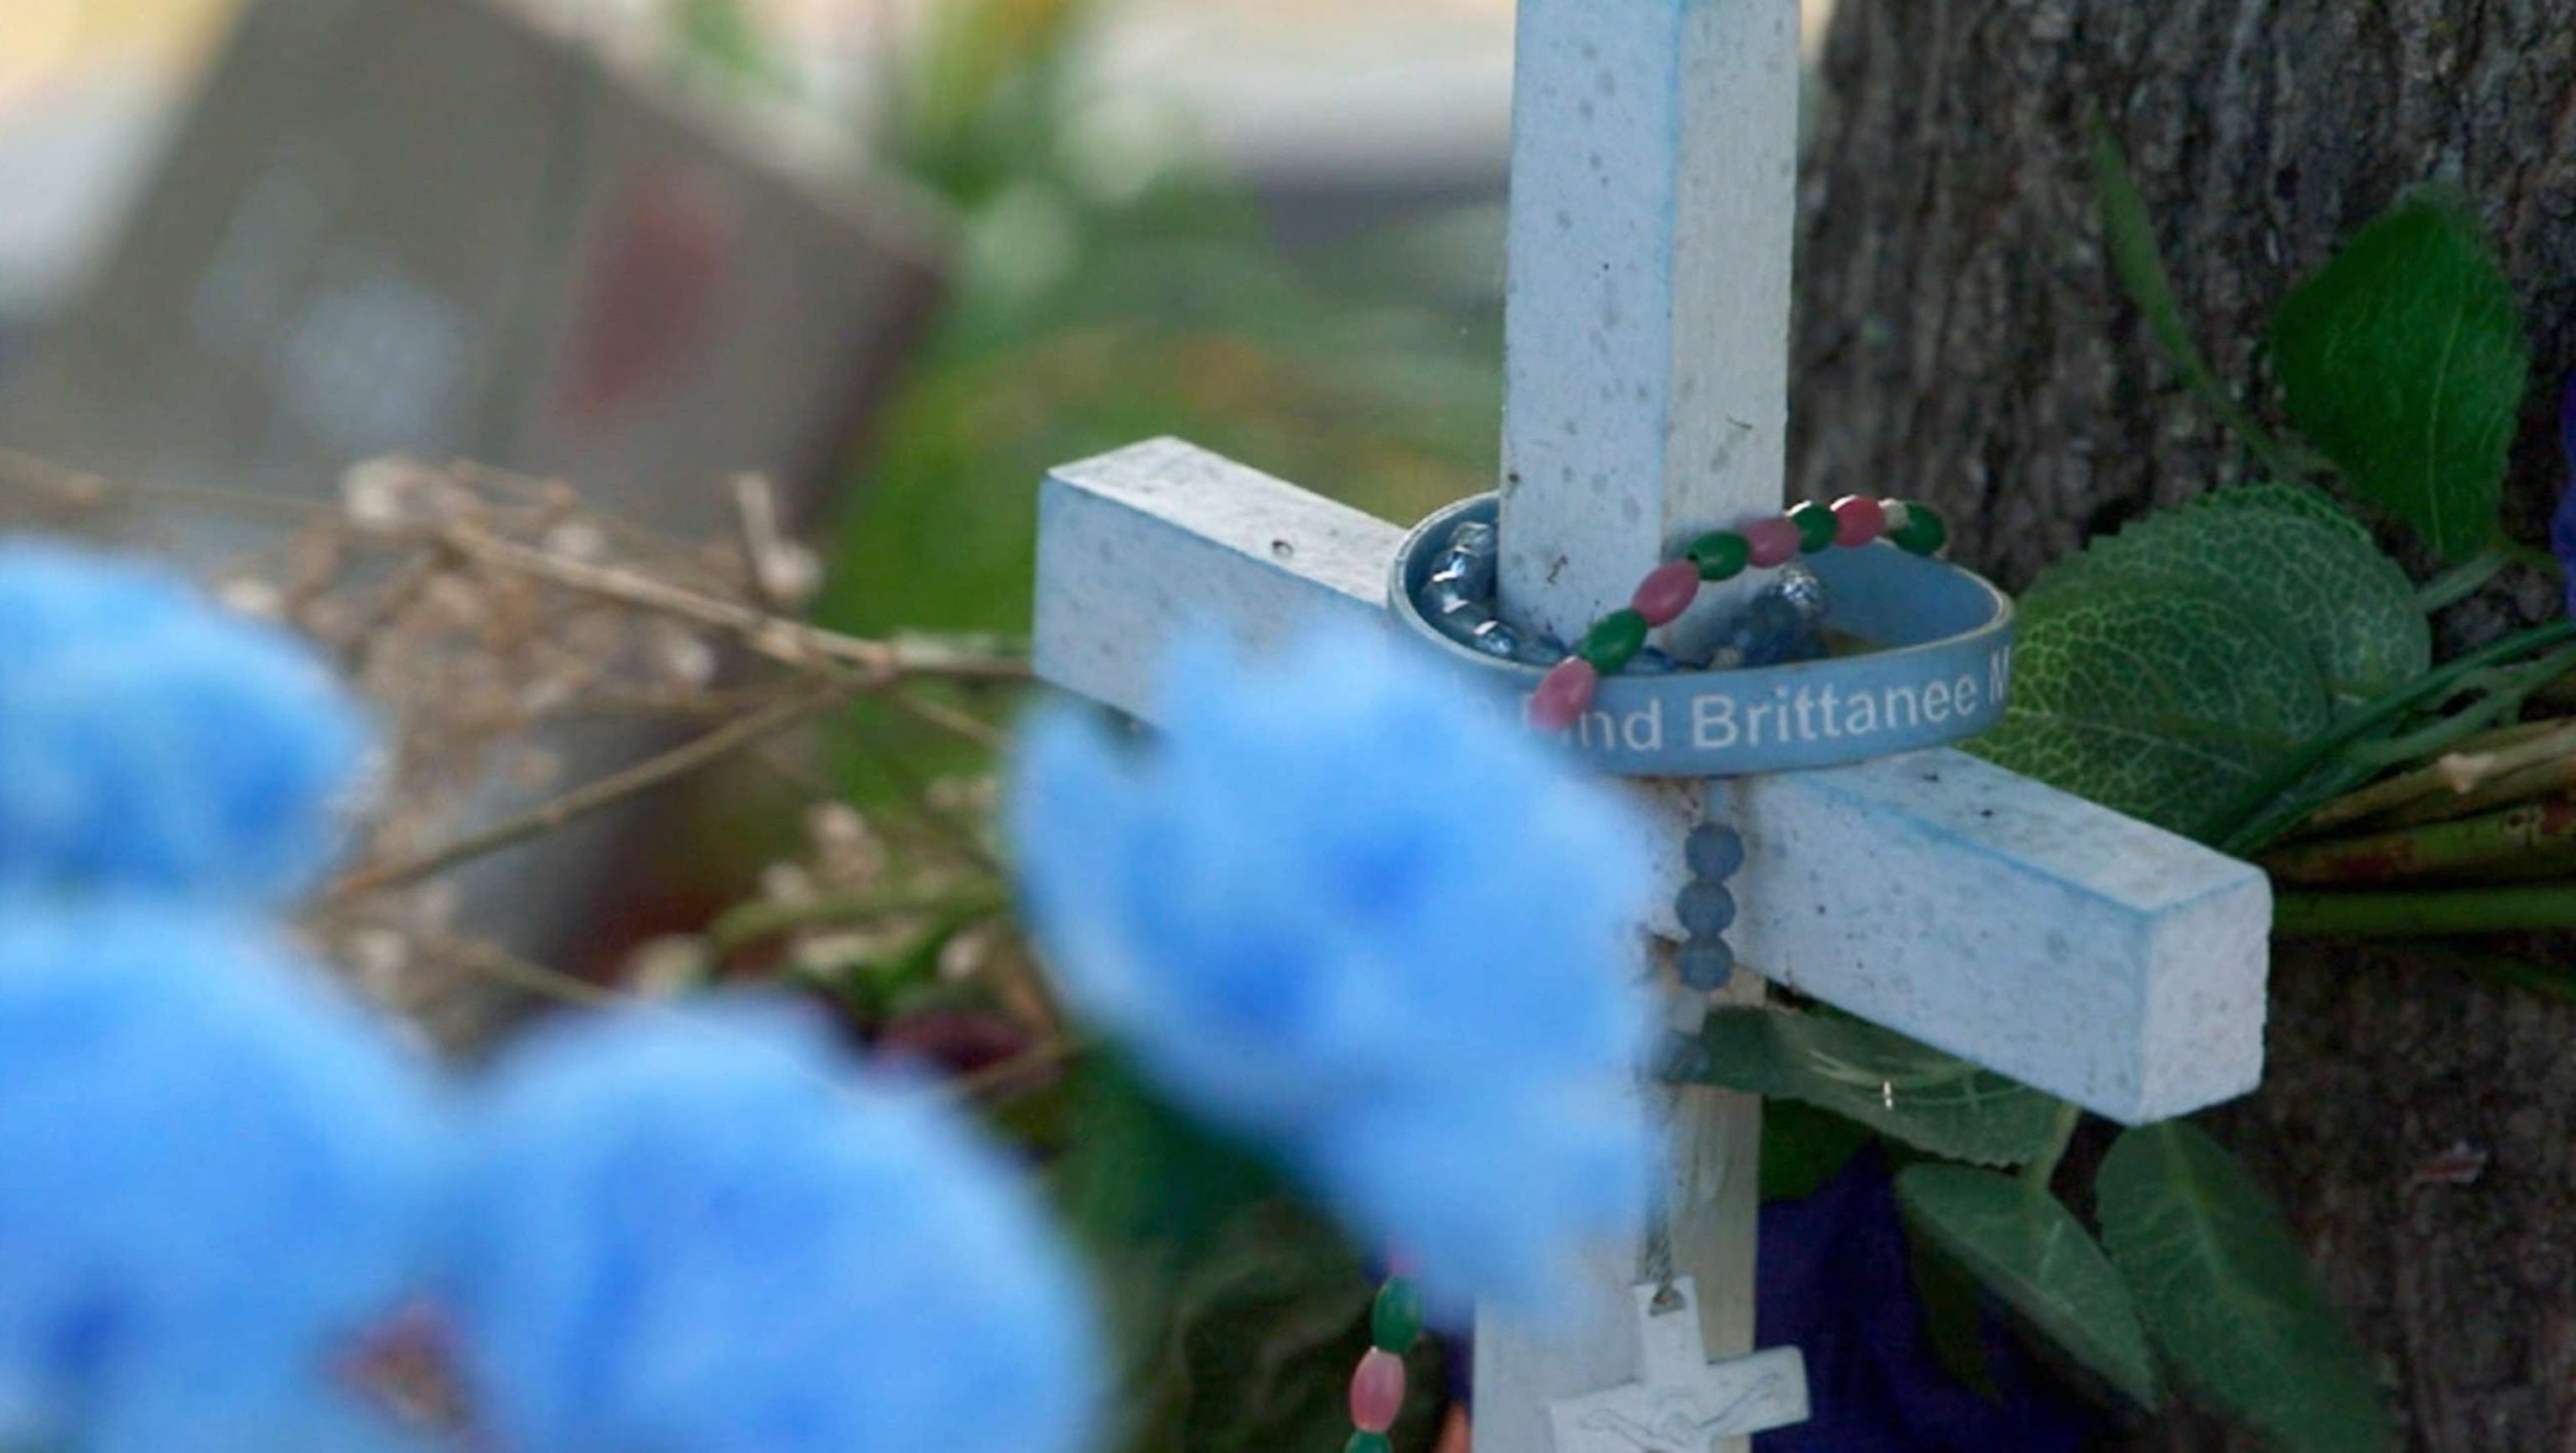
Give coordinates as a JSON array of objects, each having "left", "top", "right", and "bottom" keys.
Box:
[
  {"left": 1971, "top": 583, "right": 2333, "bottom": 838},
  {"left": 1895, "top": 1165, "right": 2163, "bottom": 1409},
  {"left": 2098, "top": 1123, "right": 2395, "bottom": 1453},
  {"left": 2025, "top": 482, "right": 2429, "bottom": 700},
  {"left": 2190, "top": 479, "right": 2376, "bottom": 544},
  {"left": 1687, "top": 1009, "right": 2066, "bottom": 1168},
  {"left": 2271, "top": 198, "right": 2527, "bottom": 559}
]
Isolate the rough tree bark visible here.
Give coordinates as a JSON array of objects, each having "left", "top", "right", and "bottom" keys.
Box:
[{"left": 1793, "top": 3, "right": 2576, "bottom": 1450}]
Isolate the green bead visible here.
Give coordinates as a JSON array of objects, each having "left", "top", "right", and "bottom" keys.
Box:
[
  {"left": 1891, "top": 501, "right": 1950, "bottom": 556},
  {"left": 1345, "top": 1435, "right": 1394, "bottom": 1453},
  {"left": 1577, "top": 610, "right": 1649, "bottom": 672},
  {"left": 1372, "top": 1278, "right": 1425, "bottom": 1353},
  {"left": 1789, "top": 501, "right": 1839, "bottom": 553},
  {"left": 1688, "top": 531, "right": 1751, "bottom": 582}
]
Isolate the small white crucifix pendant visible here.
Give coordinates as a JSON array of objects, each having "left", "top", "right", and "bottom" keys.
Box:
[{"left": 1545, "top": 1279, "right": 1810, "bottom": 1453}]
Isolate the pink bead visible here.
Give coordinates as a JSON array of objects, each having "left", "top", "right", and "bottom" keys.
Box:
[
  {"left": 1832, "top": 496, "right": 1888, "bottom": 547},
  {"left": 1528, "top": 658, "right": 1600, "bottom": 733},
  {"left": 1742, "top": 516, "right": 1802, "bottom": 568},
  {"left": 1631, "top": 561, "right": 1701, "bottom": 627},
  {"left": 1352, "top": 1349, "right": 1408, "bottom": 1433}
]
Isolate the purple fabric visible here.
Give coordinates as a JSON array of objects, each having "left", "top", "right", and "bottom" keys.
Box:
[
  {"left": 1755, "top": 1150, "right": 2106, "bottom": 1453},
  {"left": 2553, "top": 375, "right": 2576, "bottom": 621}
]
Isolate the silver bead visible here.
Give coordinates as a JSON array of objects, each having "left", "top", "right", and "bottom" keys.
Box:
[
  {"left": 1446, "top": 521, "right": 1499, "bottom": 558},
  {"left": 1718, "top": 565, "right": 1832, "bottom": 668},
  {"left": 1466, "top": 619, "right": 1523, "bottom": 660},
  {"left": 1435, "top": 524, "right": 1500, "bottom": 600},
  {"left": 1514, "top": 633, "right": 1570, "bottom": 667},
  {"left": 1424, "top": 581, "right": 1483, "bottom": 627}
]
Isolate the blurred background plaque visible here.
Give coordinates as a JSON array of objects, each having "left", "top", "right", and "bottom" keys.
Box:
[
  {"left": 0, "top": 0, "right": 945, "bottom": 535},
  {"left": 0, "top": 0, "right": 947, "bottom": 968}
]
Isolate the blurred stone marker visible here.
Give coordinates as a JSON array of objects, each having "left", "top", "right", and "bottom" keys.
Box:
[
  {"left": 0, "top": 0, "right": 946, "bottom": 968},
  {"left": 0, "top": 0, "right": 943, "bottom": 537}
]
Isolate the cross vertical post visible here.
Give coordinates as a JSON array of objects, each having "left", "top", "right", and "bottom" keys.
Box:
[
  {"left": 1475, "top": 4, "right": 1803, "bottom": 1451},
  {"left": 1498, "top": 0, "right": 1800, "bottom": 653}
]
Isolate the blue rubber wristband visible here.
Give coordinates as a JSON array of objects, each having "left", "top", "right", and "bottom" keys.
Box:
[{"left": 1387, "top": 496, "right": 2017, "bottom": 778}]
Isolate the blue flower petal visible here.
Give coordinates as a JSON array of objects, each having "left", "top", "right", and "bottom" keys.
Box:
[
  {"left": 444, "top": 1002, "right": 1099, "bottom": 1453},
  {"left": 0, "top": 902, "right": 444, "bottom": 1453},
  {"left": 0, "top": 543, "right": 370, "bottom": 902},
  {"left": 1011, "top": 625, "right": 1657, "bottom": 1314}
]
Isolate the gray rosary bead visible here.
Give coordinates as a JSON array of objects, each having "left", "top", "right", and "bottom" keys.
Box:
[
  {"left": 1685, "top": 823, "right": 1746, "bottom": 880},
  {"left": 1677, "top": 938, "right": 1736, "bottom": 993},
  {"left": 1676, "top": 881, "right": 1737, "bottom": 938}
]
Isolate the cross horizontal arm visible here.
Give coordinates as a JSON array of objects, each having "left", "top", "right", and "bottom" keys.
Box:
[
  {"left": 1032, "top": 438, "right": 1399, "bottom": 719},
  {"left": 1726, "top": 755, "right": 2269, "bottom": 1125},
  {"left": 1033, "top": 440, "right": 2269, "bottom": 1126}
]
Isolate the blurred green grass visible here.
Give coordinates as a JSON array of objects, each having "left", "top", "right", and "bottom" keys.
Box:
[{"left": 796, "top": 0, "right": 1509, "bottom": 797}]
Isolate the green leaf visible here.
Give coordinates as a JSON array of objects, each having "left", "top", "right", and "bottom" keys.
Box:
[
  {"left": 2189, "top": 479, "right": 2377, "bottom": 543},
  {"left": 2271, "top": 198, "right": 2529, "bottom": 558},
  {"left": 1971, "top": 583, "right": 2333, "bottom": 838},
  {"left": 1903, "top": 1222, "right": 2002, "bottom": 1400},
  {"left": 2091, "top": 125, "right": 2305, "bottom": 482},
  {"left": 1895, "top": 1165, "right": 2163, "bottom": 1409},
  {"left": 2025, "top": 482, "right": 2429, "bottom": 701},
  {"left": 2098, "top": 1123, "right": 2395, "bottom": 1453},
  {"left": 1759, "top": 1098, "right": 1877, "bottom": 1202},
  {"left": 1687, "top": 1009, "right": 2068, "bottom": 1167}
]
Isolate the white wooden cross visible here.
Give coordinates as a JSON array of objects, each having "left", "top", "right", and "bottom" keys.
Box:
[{"left": 1028, "top": 3, "right": 2272, "bottom": 1450}]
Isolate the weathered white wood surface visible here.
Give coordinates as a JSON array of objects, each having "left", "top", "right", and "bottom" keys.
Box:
[
  {"left": 1486, "top": 7, "right": 1803, "bottom": 1445},
  {"left": 1034, "top": 438, "right": 2270, "bottom": 1125},
  {"left": 1498, "top": 0, "right": 1800, "bottom": 657}
]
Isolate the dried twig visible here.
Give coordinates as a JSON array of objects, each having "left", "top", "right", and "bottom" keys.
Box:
[
  {"left": 2264, "top": 791, "right": 2576, "bottom": 885},
  {"left": 328, "top": 687, "right": 849, "bottom": 900},
  {"left": 2297, "top": 718, "right": 2576, "bottom": 833},
  {"left": 707, "top": 882, "right": 1015, "bottom": 963},
  {"left": 0, "top": 449, "right": 1030, "bottom": 691}
]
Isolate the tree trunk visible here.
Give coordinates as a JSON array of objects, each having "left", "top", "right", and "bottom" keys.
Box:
[{"left": 1793, "top": 3, "right": 2576, "bottom": 1450}]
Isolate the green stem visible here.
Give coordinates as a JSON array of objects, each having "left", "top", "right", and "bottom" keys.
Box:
[
  {"left": 2090, "top": 123, "right": 2309, "bottom": 485},
  {"left": 2277, "top": 885, "right": 2576, "bottom": 937},
  {"left": 2414, "top": 548, "right": 2511, "bottom": 614},
  {"left": 2505, "top": 542, "right": 2567, "bottom": 580},
  {"left": 2344, "top": 644, "right": 2576, "bottom": 768},
  {"left": 2262, "top": 793, "right": 2576, "bottom": 886},
  {"left": 2210, "top": 620, "right": 2576, "bottom": 854},
  {"left": 2021, "top": 1101, "right": 2083, "bottom": 1191}
]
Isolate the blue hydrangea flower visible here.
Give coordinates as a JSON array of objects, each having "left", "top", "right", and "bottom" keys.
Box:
[
  {"left": 1010, "top": 628, "right": 1657, "bottom": 1316},
  {"left": 443, "top": 1003, "right": 1099, "bottom": 1453},
  {"left": 0, "top": 902, "right": 445, "bottom": 1453},
  {"left": 0, "top": 542, "right": 371, "bottom": 902},
  {"left": 2555, "top": 376, "right": 2576, "bottom": 620}
]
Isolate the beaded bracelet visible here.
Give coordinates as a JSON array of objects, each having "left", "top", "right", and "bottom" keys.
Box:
[
  {"left": 1529, "top": 496, "right": 1949, "bottom": 732},
  {"left": 1343, "top": 1274, "right": 1424, "bottom": 1453}
]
